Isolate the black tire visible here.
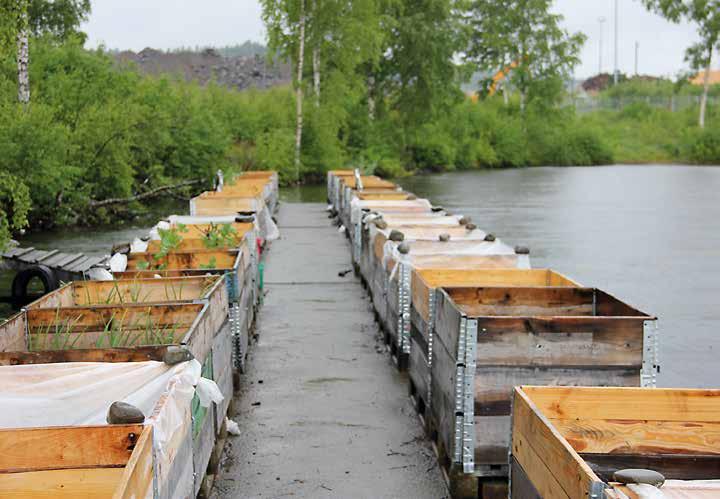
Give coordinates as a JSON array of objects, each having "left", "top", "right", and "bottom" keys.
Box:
[{"left": 11, "top": 265, "right": 59, "bottom": 305}]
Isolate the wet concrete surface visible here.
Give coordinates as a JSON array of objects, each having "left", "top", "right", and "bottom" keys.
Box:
[{"left": 211, "top": 203, "right": 447, "bottom": 499}]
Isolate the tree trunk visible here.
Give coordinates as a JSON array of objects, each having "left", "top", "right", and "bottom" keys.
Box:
[
  {"left": 698, "top": 51, "right": 712, "bottom": 129},
  {"left": 294, "top": 0, "right": 307, "bottom": 182},
  {"left": 313, "top": 46, "right": 320, "bottom": 107},
  {"left": 367, "top": 75, "right": 376, "bottom": 120},
  {"left": 16, "top": 6, "right": 30, "bottom": 106}
]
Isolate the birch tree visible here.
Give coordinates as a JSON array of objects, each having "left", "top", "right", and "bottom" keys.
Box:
[
  {"left": 641, "top": 0, "right": 719, "bottom": 128},
  {"left": 466, "top": 0, "right": 585, "bottom": 112},
  {"left": 17, "top": 0, "right": 30, "bottom": 105}
]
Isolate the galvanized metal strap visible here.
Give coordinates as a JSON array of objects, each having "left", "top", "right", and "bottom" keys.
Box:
[
  {"left": 462, "top": 319, "right": 478, "bottom": 473},
  {"left": 641, "top": 319, "right": 660, "bottom": 387},
  {"left": 426, "top": 288, "right": 436, "bottom": 408},
  {"left": 400, "top": 263, "right": 411, "bottom": 355}
]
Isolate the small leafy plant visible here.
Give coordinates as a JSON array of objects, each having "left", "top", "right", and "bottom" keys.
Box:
[{"left": 203, "top": 223, "right": 239, "bottom": 249}]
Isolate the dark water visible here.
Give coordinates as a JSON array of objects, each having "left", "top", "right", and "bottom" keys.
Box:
[{"left": 398, "top": 165, "right": 720, "bottom": 389}]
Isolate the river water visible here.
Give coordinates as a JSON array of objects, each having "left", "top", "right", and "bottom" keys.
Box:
[
  {"left": 2, "top": 165, "right": 718, "bottom": 387},
  {"left": 398, "top": 165, "right": 720, "bottom": 389}
]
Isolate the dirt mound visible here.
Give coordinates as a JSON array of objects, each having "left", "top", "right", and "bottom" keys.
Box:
[{"left": 115, "top": 48, "right": 291, "bottom": 90}]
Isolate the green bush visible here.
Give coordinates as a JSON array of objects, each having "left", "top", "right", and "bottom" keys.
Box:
[{"left": 682, "top": 127, "right": 720, "bottom": 164}]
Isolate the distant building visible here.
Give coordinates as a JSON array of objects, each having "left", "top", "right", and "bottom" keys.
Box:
[{"left": 690, "top": 70, "right": 720, "bottom": 86}]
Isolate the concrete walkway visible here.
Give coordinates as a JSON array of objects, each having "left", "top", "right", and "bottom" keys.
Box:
[{"left": 212, "top": 203, "right": 446, "bottom": 499}]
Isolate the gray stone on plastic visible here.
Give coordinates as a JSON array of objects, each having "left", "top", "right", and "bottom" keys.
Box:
[
  {"left": 407, "top": 194, "right": 417, "bottom": 200},
  {"left": 484, "top": 233, "right": 496, "bottom": 242},
  {"left": 107, "top": 401, "right": 145, "bottom": 425},
  {"left": 465, "top": 223, "right": 477, "bottom": 231},
  {"left": 374, "top": 219, "right": 388, "bottom": 230},
  {"left": 397, "top": 242, "right": 411, "bottom": 255},
  {"left": 459, "top": 216, "right": 471, "bottom": 226},
  {"left": 613, "top": 469, "right": 665, "bottom": 487},
  {"left": 438, "top": 233, "right": 451, "bottom": 242},
  {"left": 514, "top": 245, "right": 530, "bottom": 255},
  {"left": 389, "top": 230, "right": 405, "bottom": 242},
  {"left": 163, "top": 345, "right": 194, "bottom": 365},
  {"left": 431, "top": 206, "right": 444, "bottom": 212}
]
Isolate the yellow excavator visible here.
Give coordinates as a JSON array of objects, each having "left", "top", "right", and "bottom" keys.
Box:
[{"left": 488, "top": 60, "right": 519, "bottom": 96}]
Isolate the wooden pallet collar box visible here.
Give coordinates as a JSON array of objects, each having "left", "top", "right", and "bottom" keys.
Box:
[
  {"left": 430, "top": 286, "right": 659, "bottom": 480},
  {"left": 407, "top": 269, "right": 581, "bottom": 425},
  {"left": 511, "top": 386, "right": 720, "bottom": 499},
  {"left": 0, "top": 358, "right": 214, "bottom": 498}
]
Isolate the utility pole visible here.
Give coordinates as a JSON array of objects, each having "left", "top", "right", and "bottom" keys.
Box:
[
  {"left": 598, "top": 17, "right": 606, "bottom": 75},
  {"left": 634, "top": 41, "right": 639, "bottom": 76},
  {"left": 614, "top": 0, "right": 619, "bottom": 84}
]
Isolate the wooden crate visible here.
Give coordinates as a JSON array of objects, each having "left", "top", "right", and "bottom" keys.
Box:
[
  {"left": 147, "top": 222, "right": 254, "bottom": 252},
  {"left": 25, "top": 276, "right": 224, "bottom": 309},
  {"left": 0, "top": 297, "right": 226, "bottom": 366},
  {"left": 190, "top": 194, "right": 261, "bottom": 216},
  {"left": 0, "top": 424, "right": 154, "bottom": 498},
  {"left": 384, "top": 250, "right": 525, "bottom": 373},
  {"left": 407, "top": 269, "right": 581, "bottom": 431},
  {"left": 430, "top": 287, "right": 658, "bottom": 498},
  {"left": 511, "top": 386, "right": 720, "bottom": 499}
]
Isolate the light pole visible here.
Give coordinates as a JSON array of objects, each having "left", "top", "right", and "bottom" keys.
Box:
[
  {"left": 614, "top": 0, "right": 619, "bottom": 84},
  {"left": 598, "top": 17, "right": 606, "bottom": 75}
]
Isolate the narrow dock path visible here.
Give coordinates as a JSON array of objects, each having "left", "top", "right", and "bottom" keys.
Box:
[{"left": 212, "top": 203, "right": 446, "bottom": 499}]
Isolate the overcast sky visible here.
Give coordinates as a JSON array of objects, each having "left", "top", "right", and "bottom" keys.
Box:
[{"left": 83, "top": 0, "right": 708, "bottom": 79}]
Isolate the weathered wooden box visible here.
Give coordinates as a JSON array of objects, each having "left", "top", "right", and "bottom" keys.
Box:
[
  {"left": 407, "top": 269, "right": 580, "bottom": 426},
  {"left": 371, "top": 240, "right": 527, "bottom": 370},
  {"left": 0, "top": 424, "right": 155, "bottom": 498},
  {"left": 120, "top": 248, "right": 255, "bottom": 372},
  {"left": 430, "top": 286, "right": 658, "bottom": 497},
  {"left": 189, "top": 193, "right": 262, "bottom": 216},
  {"left": 0, "top": 296, "right": 226, "bottom": 366},
  {"left": 146, "top": 221, "right": 254, "bottom": 252},
  {"left": 511, "top": 386, "right": 720, "bottom": 499}
]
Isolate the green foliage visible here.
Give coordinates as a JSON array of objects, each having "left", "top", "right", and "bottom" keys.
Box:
[
  {"left": 466, "top": 0, "right": 586, "bottom": 106},
  {"left": 681, "top": 126, "right": 720, "bottom": 163},
  {"left": 154, "top": 224, "right": 188, "bottom": 263},
  {"left": 0, "top": 172, "right": 30, "bottom": 249},
  {"left": 203, "top": 223, "right": 239, "bottom": 249}
]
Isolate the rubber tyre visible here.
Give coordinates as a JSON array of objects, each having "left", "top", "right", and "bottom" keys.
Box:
[{"left": 11, "top": 265, "right": 59, "bottom": 305}]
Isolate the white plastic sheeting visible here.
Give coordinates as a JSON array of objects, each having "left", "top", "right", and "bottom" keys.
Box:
[{"left": 0, "top": 360, "right": 222, "bottom": 499}]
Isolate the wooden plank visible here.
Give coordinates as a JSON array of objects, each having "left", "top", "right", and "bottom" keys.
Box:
[
  {"left": 27, "top": 304, "right": 203, "bottom": 333},
  {"left": 432, "top": 289, "right": 463, "bottom": 362},
  {"left": 70, "top": 276, "right": 220, "bottom": 306},
  {"left": 429, "top": 332, "right": 461, "bottom": 465},
  {"left": 73, "top": 256, "right": 107, "bottom": 273},
  {"left": 27, "top": 330, "right": 188, "bottom": 350},
  {"left": 113, "top": 426, "right": 153, "bottom": 499},
  {"left": 0, "top": 345, "right": 168, "bottom": 365},
  {"left": 510, "top": 456, "right": 542, "bottom": 499},
  {"left": 212, "top": 323, "right": 233, "bottom": 431},
  {"left": 519, "top": 386, "right": 720, "bottom": 423},
  {"left": 447, "top": 287, "right": 596, "bottom": 317},
  {"left": 553, "top": 418, "right": 720, "bottom": 456},
  {"left": 192, "top": 399, "right": 216, "bottom": 497},
  {"left": 126, "top": 250, "right": 238, "bottom": 271},
  {"left": 474, "top": 367, "right": 640, "bottom": 417},
  {"left": 20, "top": 250, "right": 49, "bottom": 263},
  {"left": 35, "top": 249, "right": 60, "bottom": 263},
  {"left": 53, "top": 253, "right": 85, "bottom": 269},
  {"left": 25, "top": 283, "right": 76, "bottom": 310},
  {"left": 64, "top": 256, "right": 91, "bottom": 272},
  {"left": 0, "top": 425, "right": 141, "bottom": 472},
  {"left": 0, "top": 312, "right": 28, "bottom": 353},
  {"left": 474, "top": 317, "right": 644, "bottom": 367},
  {"left": 511, "top": 388, "right": 600, "bottom": 499},
  {"left": 582, "top": 453, "right": 720, "bottom": 482},
  {"left": 0, "top": 467, "right": 124, "bottom": 498}
]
